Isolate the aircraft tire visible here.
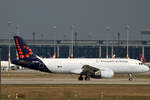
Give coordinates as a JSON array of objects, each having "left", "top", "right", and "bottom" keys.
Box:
[
  {"left": 78, "top": 76, "right": 83, "bottom": 81},
  {"left": 85, "top": 76, "right": 90, "bottom": 81}
]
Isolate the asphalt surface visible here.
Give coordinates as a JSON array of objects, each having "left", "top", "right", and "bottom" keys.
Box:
[
  {"left": 2, "top": 78, "right": 150, "bottom": 85},
  {"left": 2, "top": 69, "right": 150, "bottom": 85}
]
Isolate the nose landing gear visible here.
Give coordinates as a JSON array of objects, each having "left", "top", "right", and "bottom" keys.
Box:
[{"left": 128, "top": 73, "right": 133, "bottom": 81}]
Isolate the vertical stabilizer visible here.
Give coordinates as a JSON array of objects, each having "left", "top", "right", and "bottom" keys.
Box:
[{"left": 14, "top": 36, "right": 36, "bottom": 61}]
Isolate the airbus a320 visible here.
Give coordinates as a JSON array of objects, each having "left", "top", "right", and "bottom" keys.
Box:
[{"left": 12, "top": 36, "right": 149, "bottom": 81}]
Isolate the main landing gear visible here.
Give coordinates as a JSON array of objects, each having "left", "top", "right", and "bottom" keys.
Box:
[
  {"left": 78, "top": 75, "right": 83, "bottom": 80},
  {"left": 78, "top": 75, "right": 90, "bottom": 81}
]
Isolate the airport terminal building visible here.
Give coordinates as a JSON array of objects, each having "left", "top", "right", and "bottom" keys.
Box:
[{"left": 0, "top": 38, "right": 150, "bottom": 61}]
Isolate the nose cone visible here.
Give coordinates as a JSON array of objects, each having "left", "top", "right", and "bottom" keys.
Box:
[{"left": 143, "top": 65, "right": 150, "bottom": 72}]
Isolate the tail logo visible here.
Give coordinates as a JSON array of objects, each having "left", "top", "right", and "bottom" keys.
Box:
[
  {"left": 15, "top": 38, "right": 25, "bottom": 59},
  {"left": 15, "top": 37, "right": 33, "bottom": 59},
  {"left": 23, "top": 46, "right": 33, "bottom": 58}
]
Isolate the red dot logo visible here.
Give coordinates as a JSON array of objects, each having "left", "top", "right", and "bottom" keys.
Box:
[
  {"left": 25, "top": 54, "right": 30, "bottom": 58},
  {"left": 29, "top": 52, "right": 33, "bottom": 55},
  {"left": 19, "top": 51, "right": 23, "bottom": 54},
  {"left": 18, "top": 48, "right": 21, "bottom": 51},
  {"left": 20, "top": 55, "right": 24, "bottom": 58},
  {"left": 17, "top": 46, "right": 21, "bottom": 48},
  {"left": 29, "top": 49, "right": 32, "bottom": 52},
  {"left": 15, "top": 39, "right": 18, "bottom": 42},
  {"left": 16, "top": 43, "right": 19, "bottom": 46}
]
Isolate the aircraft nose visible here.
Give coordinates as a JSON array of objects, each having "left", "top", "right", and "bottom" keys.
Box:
[{"left": 143, "top": 65, "right": 150, "bottom": 72}]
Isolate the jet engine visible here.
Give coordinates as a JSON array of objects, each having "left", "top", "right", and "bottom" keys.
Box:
[{"left": 91, "top": 70, "right": 114, "bottom": 79}]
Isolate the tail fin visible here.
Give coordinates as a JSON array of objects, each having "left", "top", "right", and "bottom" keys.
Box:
[
  {"left": 14, "top": 36, "right": 36, "bottom": 61},
  {"left": 139, "top": 54, "right": 147, "bottom": 63},
  {"left": 112, "top": 54, "right": 116, "bottom": 59},
  {"left": 70, "top": 51, "right": 74, "bottom": 58},
  {"left": 13, "top": 36, "right": 51, "bottom": 73},
  {"left": 52, "top": 53, "right": 56, "bottom": 58}
]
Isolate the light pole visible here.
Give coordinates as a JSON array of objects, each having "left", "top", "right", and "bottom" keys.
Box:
[
  {"left": 16, "top": 24, "right": 20, "bottom": 36},
  {"left": 8, "top": 20, "right": 12, "bottom": 71},
  {"left": 63, "top": 34, "right": 67, "bottom": 40},
  {"left": 105, "top": 26, "right": 111, "bottom": 58},
  {"left": 71, "top": 24, "right": 75, "bottom": 58},
  {"left": 112, "top": 35, "right": 116, "bottom": 58},
  {"left": 52, "top": 25, "right": 56, "bottom": 58},
  {"left": 16, "top": 24, "right": 20, "bottom": 60},
  {"left": 0, "top": 48, "right": 1, "bottom": 72},
  {"left": 125, "top": 25, "right": 130, "bottom": 58}
]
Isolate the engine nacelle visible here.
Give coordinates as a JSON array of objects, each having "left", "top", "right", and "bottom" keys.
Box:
[
  {"left": 101, "top": 70, "right": 114, "bottom": 78},
  {"left": 91, "top": 70, "right": 114, "bottom": 79}
]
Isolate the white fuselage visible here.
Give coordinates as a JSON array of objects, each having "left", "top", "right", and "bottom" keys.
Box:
[{"left": 39, "top": 58, "right": 149, "bottom": 74}]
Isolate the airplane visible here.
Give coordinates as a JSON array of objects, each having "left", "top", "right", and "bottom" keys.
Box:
[
  {"left": 12, "top": 36, "right": 149, "bottom": 81},
  {"left": 52, "top": 53, "right": 56, "bottom": 58},
  {"left": 139, "top": 54, "right": 147, "bottom": 63},
  {"left": 139, "top": 54, "right": 150, "bottom": 68},
  {"left": 1, "top": 61, "right": 18, "bottom": 70}
]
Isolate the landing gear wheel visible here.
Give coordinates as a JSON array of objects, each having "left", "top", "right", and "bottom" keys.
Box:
[
  {"left": 85, "top": 76, "right": 90, "bottom": 81},
  {"left": 78, "top": 76, "right": 83, "bottom": 81},
  {"left": 129, "top": 78, "right": 133, "bottom": 81}
]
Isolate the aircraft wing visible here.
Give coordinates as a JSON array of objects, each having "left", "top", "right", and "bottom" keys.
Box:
[{"left": 71, "top": 65, "right": 114, "bottom": 78}]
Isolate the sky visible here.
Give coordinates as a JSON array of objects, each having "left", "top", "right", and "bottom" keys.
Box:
[{"left": 0, "top": 0, "right": 150, "bottom": 40}]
